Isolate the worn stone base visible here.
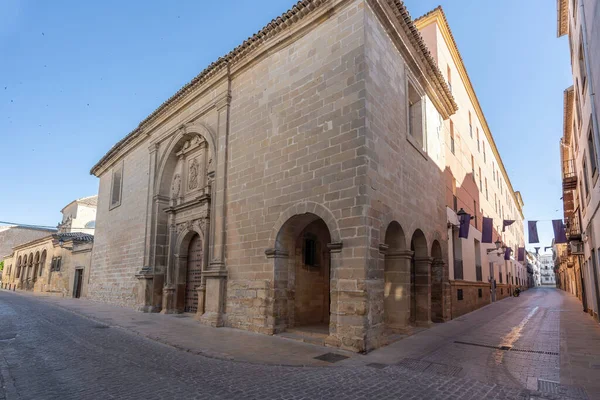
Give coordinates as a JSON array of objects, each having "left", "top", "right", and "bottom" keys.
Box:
[
  {"left": 199, "top": 311, "right": 225, "bottom": 327},
  {"left": 450, "top": 281, "right": 492, "bottom": 319}
]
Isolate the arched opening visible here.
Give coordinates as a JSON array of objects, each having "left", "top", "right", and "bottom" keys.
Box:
[
  {"left": 430, "top": 240, "right": 445, "bottom": 323},
  {"left": 153, "top": 131, "right": 213, "bottom": 314},
  {"left": 273, "top": 213, "right": 332, "bottom": 335},
  {"left": 410, "top": 230, "right": 431, "bottom": 326},
  {"left": 26, "top": 253, "right": 34, "bottom": 289},
  {"left": 39, "top": 250, "right": 47, "bottom": 278},
  {"left": 184, "top": 234, "right": 203, "bottom": 313},
  {"left": 33, "top": 252, "right": 40, "bottom": 284},
  {"left": 16, "top": 256, "right": 22, "bottom": 279},
  {"left": 383, "top": 221, "right": 411, "bottom": 331}
]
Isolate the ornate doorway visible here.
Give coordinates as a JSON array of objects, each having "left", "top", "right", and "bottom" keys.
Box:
[{"left": 184, "top": 234, "right": 203, "bottom": 313}]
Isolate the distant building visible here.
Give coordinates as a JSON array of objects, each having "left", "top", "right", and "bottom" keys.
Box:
[
  {"left": 539, "top": 254, "right": 556, "bottom": 286},
  {"left": 1, "top": 196, "right": 95, "bottom": 298},
  {"left": 0, "top": 225, "right": 57, "bottom": 261},
  {"left": 57, "top": 195, "right": 98, "bottom": 235}
]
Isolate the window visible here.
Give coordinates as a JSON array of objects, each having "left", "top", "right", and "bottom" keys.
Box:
[
  {"left": 474, "top": 200, "right": 478, "bottom": 229},
  {"left": 478, "top": 288, "right": 483, "bottom": 298},
  {"left": 303, "top": 236, "right": 317, "bottom": 267},
  {"left": 84, "top": 220, "right": 96, "bottom": 229},
  {"left": 501, "top": 288, "right": 503, "bottom": 295},
  {"left": 499, "top": 272, "right": 503, "bottom": 283},
  {"left": 110, "top": 163, "right": 123, "bottom": 209},
  {"left": 477, "top": 128, "right": 480, "bottom": 152},
  {"left": 575, "top": 81, "right": 582, "bottom": 128},
  {"left": 483, "top": 142, "right": 486, "bottom": 163},
  {"left": 469, "top": 111, "right": 472, "bottom": 137},
  {"left": 485, "top": 178, "right": 488, "bottom": 201},
  {"left": 479, "top": 167, "right": 482, "bottom": 191},
  {"left": 457, "top": 289, "right": 463, "bottom": 301},
  {"left": 492, "top": 163, "right": 495, "bottom": 182},
  {"left": 471, "top": 155, "right": 475, "bottom": 177},
  {"left": 574, "top": 121, "right": 579, "bottom": 151},
  {"left": 572, "top": 0, "right": 577, "bottom": 24},
  {"left": 447, "top": 65, "right": 452, "bottom": 93},
  {"left": 450, "top": 120, "right": 455, "bottom": 155},
  {"left": 583, "top": 154, "right": 590, "bottom": 198},
  {"left": 56, "top": 257, "right": 62, "bottom": 272},
  {"left": 453, "top": 195, "right": 458, "bottom": 212},
  {"left": 588, "top": 127, "right": 597, "bottom": 175},
  {"left": 495, "top": 194, "right": 498, "bottom": 213},
  {"left": 579, "top": 179, "right": 586, "bottom": 210},
  {"left": 579, "top": 33, "right": 586, "bottom": 93}
]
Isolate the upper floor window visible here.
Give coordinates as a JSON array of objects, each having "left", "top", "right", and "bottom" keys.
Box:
[
  {"left": 485, "top": 178, "right": 488, "bottom": 201},
  {"left": 469, "top": 111, "right": 472, "bottom": 137},
  {"left": 483, "top": 142, "right": 486, "bottom": 163},
  {"left": 583, "top": 153, "right": 590, "bottom": 198},
  {"left": 578, "top": 34, "right": 587, "bottom": 94},
  {"left": 447, "top": 65, "right": 452, "bottom": 93},
  {"left": 476, "top": 128, "right": 480, "bottom": 152},
  {"left": 110, "top": 163, "right": 123, "bottom": 210},
  {"left": 479, "top": 167, "right": 482, "bottom": 191},
  {"left": 572, "top": 0, "right": 577, "bottom": 24},
  {"left": 407, "top": 77, "right": 425, "bottom": 151},
  {"left": 588, "top": 124, "right": 597, "bottom": 175},
  {"left": 450, "top": 120, "right": 455, "bottom": 155},
  {"left": 471, "top": 155, "right": 475, "bottom": 177}
]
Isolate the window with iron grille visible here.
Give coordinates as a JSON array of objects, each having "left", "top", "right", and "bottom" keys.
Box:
[
  {"left": 457, "top": 289, "right": 463, "bottom": 301},
  {"left": 476, "top": 265, "right": 482, "bottom": 282},
  {"left": 478, "top": 288, "right": 482, "bottom": 298}
]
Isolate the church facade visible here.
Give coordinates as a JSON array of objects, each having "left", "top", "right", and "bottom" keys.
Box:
[{"left": 89, "top": 0, "right": 457, "bottom": 352}]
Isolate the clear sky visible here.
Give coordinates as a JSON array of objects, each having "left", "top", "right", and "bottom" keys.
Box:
[{"left": 0, "top": 0, "right": 571, "bottom": 251}]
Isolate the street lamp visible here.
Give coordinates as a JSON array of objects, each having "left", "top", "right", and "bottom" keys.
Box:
[
  {"left": 58, "top": 238, "right": 73, "bottom": 251},
  {"left": 487, "top": 237, "right": 505, "bottom": 255}
]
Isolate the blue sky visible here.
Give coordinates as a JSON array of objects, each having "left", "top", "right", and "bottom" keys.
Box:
[{"left": 0, "top": 0, "right": 570, "bottom": 251}]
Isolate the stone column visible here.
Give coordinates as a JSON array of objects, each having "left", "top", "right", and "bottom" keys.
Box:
[
  {"left": 265, "top": 248, "right": 290, "bottom": 333},
  {"left": 161, "top": 223, "right": 179, "bottom": 314},
  {"left": 325, "top": 242, "right": 354, "bottom": 349},
  {"left": 202, "top": 94, "right": 231, "bottom": 327},
  {"left": 194, "top": 285, "right": 206, "bottom": 320},
  {"left": 380, "top": 245, "right": 414, "bottom": 330},
  {"left": 414, "top": 257, "right": 433, "bottom": 327}
]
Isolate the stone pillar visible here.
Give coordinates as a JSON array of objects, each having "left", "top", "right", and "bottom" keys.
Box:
[
  {"left": 194, "top": 285, "right": 206, "bottom": 320},
  {"left": 381, "top": 245, "right": 414, "bottom": 331},
  {"left": 414, "top": 257, "right": 433, "bottom": 327},
  {"left": 266, "top": 248, "right": 290, "bottom": 333},
  {"left": 135, "top": 267, "right": 155, "bottom": 312},
  {"left": 161, "top": 285, "right": 177, "bottom": 314},
  {"left": 202, "top": 94, "right": 231, "bottom": 327}
]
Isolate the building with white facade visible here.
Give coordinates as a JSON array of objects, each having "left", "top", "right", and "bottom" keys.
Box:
[
  {"left": 539, "top": 254, "right": 556, "bottom": 286},
  {"left": 57, "top": 195, "right": 98, "bottom": 235}
]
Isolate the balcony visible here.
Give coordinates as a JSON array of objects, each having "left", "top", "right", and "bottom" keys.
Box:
[
  {"left": 562, "top": 159, "right": 577, "bottom": 191},
  {"left": 454, "top": 259, "right": 464, "bottom": 280},
  {"left": 566, "top": 212, "right": 582, "bottom": 241}
]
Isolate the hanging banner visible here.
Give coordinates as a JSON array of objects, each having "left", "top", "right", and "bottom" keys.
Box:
[
  {"left": 502, "top": 220, "right": 515, "bottom": 232},
  {"left": 459, "top": 213, "right": 471, "bottom": 239},
  {"left": 518, "top": 247, "right": 525, "bottom": 262},
  {"left": 504, "top": 247, "right": 512, "bottom": 260},
  {"left": 482, "top": 217, "right": 493, "bottom": 243},
  {"left": 528, "top": 221, "right": 539, "bottom": 243},
  {"left": 552, "top": 220, "right": 568, "bottom": 244}
]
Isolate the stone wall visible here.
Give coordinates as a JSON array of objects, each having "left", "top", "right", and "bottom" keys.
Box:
[
  {"left": 0, "top": 227, "right": 55, "bottom": 259},
  {"left": 88, "top": 143, "right": 149, "bottom": 307},
  {"left": 362, "top": 3, "right": 448, "bottom": 349},
  {"left": 450, "top": 281, "right": 491, "bottom": 318},
  {"left": 225, "top": 0, "right": 369, "bottom": 345}
]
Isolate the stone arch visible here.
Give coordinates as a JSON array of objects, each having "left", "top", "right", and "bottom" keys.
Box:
[
  {"left": 410, "top": 229, "right": 431, "bottom": 326},
  {"left": 270, "top": 201, "right": 341, "bottom": 248},
  {"left": 430, "top": 240, "right": 446, "bottom": 323},
  {"left": 39, "top": 250, "right": 47, "bottom": 278},
  {"left": 155, "top": 122, "right": 216, "bottom": 196},
  {"left": 16, "top": 255, "right": 22, "bottom": 279},
  {"left": 33, "top": 251, "right": 40, "bottom": 282},
  {"left": 269, "top": 209, "right": 336, "bottom": 335},
  {"left": 27, "top": 253, "right": 34, "bottom": 281},
  {"left": 382, "top": 221, "right": 412, "bottom": 331}
]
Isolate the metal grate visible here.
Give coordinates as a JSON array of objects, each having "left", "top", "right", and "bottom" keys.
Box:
[
  {"left": 314, "top": 353, "right": 348, "bottom": 363},
  {"left": 537, "top": 379, "right": 588, "bottom": 398},
  {"left": 454, "top": 341, "right": 559, "bottom": 356},
  {"left": 366, "top": 363, "right": 388, "bottom": 369},
  {"left": 396, "top": 358, "right": 462, "bottom": 377}
]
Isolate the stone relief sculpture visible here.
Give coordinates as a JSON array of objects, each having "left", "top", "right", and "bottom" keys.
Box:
[
  {"left": 188, "top": 159, "right": 199, "bottom": 190},
  {"left": 171, "top": 174, "right": 181, "bottom": 198}
]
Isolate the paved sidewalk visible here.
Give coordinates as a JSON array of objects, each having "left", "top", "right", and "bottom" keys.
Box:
[{"left": 0, "top": 289, "right": 354, "bottom": 366}]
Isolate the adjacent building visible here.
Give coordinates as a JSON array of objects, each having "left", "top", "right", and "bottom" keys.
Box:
[
  {"left": 539, "top": 253, "right": 556, "bottom": 286},
  {"left": 0, "top": 225, "right": 57, "bottom": 260},
  {"left": 414, "top": 8, "right": 527, "bottom": 316},
  {"left": 557, "top": 0, "right": 600, "bottom": 321},
  {"left": 1, "top": 197, "right": 96, "bottom": 298},
  {"left": 57, "top": 195, "right": 98, "bottom": 235}
]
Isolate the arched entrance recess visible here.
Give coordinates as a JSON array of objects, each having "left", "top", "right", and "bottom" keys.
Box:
[
  {"left": 270, "top": 210, "right": 340, "bottom": 335},
  {"left": 382, "top": 221, "right": 413, "bottom": 331},
  {"left": 155, "top": 130, "right": 213, "bottom": 315},
  {"left": 410, "top": 230, "right": 432, "bottom": 326},
  {"left": 430, "top": 240, "right": 445, "bottom": 322}
]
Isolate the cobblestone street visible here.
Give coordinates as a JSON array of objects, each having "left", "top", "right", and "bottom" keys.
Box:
[{"left": 0, "top": 288, "right": 598, "bottom": 400}]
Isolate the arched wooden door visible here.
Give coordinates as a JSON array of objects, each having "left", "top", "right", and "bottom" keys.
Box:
[{"left": 184, "top": 234, "right": 203, "bottom": 313}]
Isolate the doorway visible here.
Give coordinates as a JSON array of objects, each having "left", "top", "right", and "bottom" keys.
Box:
[
  {"left": 184, "top": 234, "right": 203, "bottom": 313},
  {"left": 73, "top": 268, "right": 83, "bottom": 299}
]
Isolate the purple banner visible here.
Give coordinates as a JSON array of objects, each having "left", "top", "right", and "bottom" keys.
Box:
[
  {"left": 528, "top": 221, "right": 539, "bottom": 243},
  {"left": 518, "top": 247, "right": 525, "bottom": 262},
  {"left": 552, "top": 220, "right": 568, "bottom": 244},
  {"left": 482, "top": 217, "right": 493, "bottom": 243},
  {"left": 459, "top": 213, "right": 471, "bottom": 239},
  {"left": 504, "top": 247, "right": 512, "bottom": 261},
  {"left": 502, "top": 220, "right": 515, "bottom": 232}
]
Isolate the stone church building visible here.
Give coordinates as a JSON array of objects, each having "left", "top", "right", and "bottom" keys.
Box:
[{"left": 89, "top": 0, "right": 457, "bottom": 352}]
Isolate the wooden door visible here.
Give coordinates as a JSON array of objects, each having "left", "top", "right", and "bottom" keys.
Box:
[
  {"left": 73, "top": 269, "right": 83, "bottom": 299},
  {"left": 184, "top": 235, "right": 203, "bottom": 313}
]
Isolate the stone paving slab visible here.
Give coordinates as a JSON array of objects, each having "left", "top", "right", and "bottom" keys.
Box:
[{"left": 0, "top": 289, "right": 352, "bottom": 367}]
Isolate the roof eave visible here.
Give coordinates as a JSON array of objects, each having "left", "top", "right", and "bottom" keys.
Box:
[{"left": 557, "top": 0, "right": 569, "bottom": 37}]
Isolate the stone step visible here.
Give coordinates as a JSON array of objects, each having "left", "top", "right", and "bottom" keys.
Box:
[{"left": 278, "top": 331, "right": 326, "bottom": 347}]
